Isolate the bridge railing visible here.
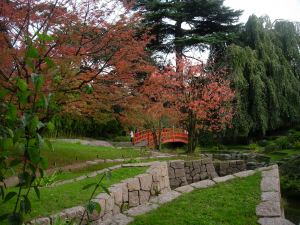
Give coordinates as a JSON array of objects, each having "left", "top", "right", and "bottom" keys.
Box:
[{"left": 133, "top": 128, "right": 188, "bottom": 146}]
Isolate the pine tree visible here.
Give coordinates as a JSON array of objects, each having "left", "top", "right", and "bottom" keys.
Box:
[{"left": 136, "top": 0, "right": 242, "bottom": 65}]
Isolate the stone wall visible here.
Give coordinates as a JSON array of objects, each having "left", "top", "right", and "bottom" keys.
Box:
[
  {"left": 29, "top": 162, "right": 171, "bottom": 225},
  {"left": 204, "top": 152, "right": 270, "bottom": 170},
  {"left": 168, "top": 159, "right": 218, "bottom": 189},
  {"left": 256, "top": 165, "right": 295, "bottom": 225},
  {"left": 213, "top": 160, "right": 246, "bottom": 176}
]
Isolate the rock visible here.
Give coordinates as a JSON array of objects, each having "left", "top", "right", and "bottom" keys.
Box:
[
  {"left": 109, "top": 165, "right": 122, "bottom": 170},
  {"left": 150, "top": 191, "right": 182, "bottom": 204},
  {"left": 126, "top": 178, "right": 140, "bottom": 191},
  {"left": 109, "top": 186, "right": 123, "bottom": 206},
  {"left": 256, "top": 201, "right": 282, "bottom": 217},
  {"left": 51, "top": 206, "right": 85, "bottom": 223},
  {"left": 168, "top": 167, "right": 175, "bottom": 179},
  {"left": 233, "top": 170, "right": 255, "bottom": 178},
  {"left": 258, "top": 217, "right": 295, "bottom": 225},
  {"left": 137, "top": 174, "right": 153, "bottom": 191},
  {"left": 175, "top": 168, "right": 185, "bottom": 178},
  {"left": 30, "top": 217, "right": 50, "bottom": 225},
  {"left": 112, "top": 183, "right": 128, "bottom": 203},
  {"left": 190, "top": 179, "right": 215, "bottom": 189},
  {"left": 262, "top": 169, "right": 279, "bottom": 178},
  {"left": 125, "top": 203, "right": 159, "bottom": 216},
  {"left": 174, "top": 185, "right": 194, "bottom": 193},
  {"left": 113, "top": 205, "right": 121, "bottom": 215},
  {"left": 169, "top": 160, "right": 184, "bottom": 169},
  {"left": 213, "top": 175, "right": 235, "bottom": 183},
  {"left": 139, "top": 190, "right": 151, "bottom": 204},
  {"left": 97, "top": 213, "right": 133, "bottom": 225},
  {"left": 128, "top": 191, "right": 139, "bottom": 207},
  {"left": 92, "top": 197, "right": 106, "bottom": 219},
  {"left": 261, "top": 192, "right": 281, "bottom": 202},
  {"left": 261, "top": 177, "right": 280, "bottom": 192}
]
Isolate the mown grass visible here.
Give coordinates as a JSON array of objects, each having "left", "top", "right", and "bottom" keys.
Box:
[
  {"left": 1, "top": 167, "right": 147, "bottom": 223},
  {"left": 266, "top": 149, "right": 300, "bottom": 161},
  {"left": 41, "top": 141, "right": 149, "bottom": 168},
  {"left": 130, "top": 173, "right": 261, "bottom": 225}
]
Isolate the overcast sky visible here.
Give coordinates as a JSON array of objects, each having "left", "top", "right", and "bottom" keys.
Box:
[{"left": 225, "top": 0, "right": 300, "bottom": 23}]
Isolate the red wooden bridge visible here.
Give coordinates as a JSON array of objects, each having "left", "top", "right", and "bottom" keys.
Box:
[{"left": 132, "top": 128, "right": 188, "bottom": 147}]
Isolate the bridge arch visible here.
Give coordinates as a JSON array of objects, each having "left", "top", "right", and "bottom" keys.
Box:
[{"left": 133, "top": 128, "right": 188, "bottom": 147}]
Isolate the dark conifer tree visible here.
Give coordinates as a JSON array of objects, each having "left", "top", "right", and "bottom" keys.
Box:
[{"left": 135, "top": 0, "right": 242, "bottom": 65}]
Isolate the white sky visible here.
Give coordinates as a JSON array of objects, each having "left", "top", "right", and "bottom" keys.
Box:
[{"left": 225, "top": 0, "right": 300, "bottom": 23}]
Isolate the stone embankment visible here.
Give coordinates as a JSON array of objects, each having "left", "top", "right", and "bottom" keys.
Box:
[
  {"left": 28, "top": 160, "right": 293, "bottom": 225},
  {"left": 256, "top": 165, "right": 295, "bottom": 225}
]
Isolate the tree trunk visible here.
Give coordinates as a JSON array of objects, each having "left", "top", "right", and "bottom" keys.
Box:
[
  {"left": 187, "top": 110, "right": 197, "bottom": 153},
  {"left": 174, "top": 20, "right": 183, "bottom": 73}
]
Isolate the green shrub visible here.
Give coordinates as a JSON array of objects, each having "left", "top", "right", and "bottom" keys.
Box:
[
  {"left": 264, "top": 143, "right": 280, "bottom": 153},
  {"left": 249, "top": 143, "right": 259, "bottom": 151},
  {"left": 274, "top": 136, "right": 290, "bottom": 149},
  {"left": 113, "top": 136, "right": 130, "bottom": 142},
  {"left": 258, "top": 139, "right": 269, "bottom": 147}
]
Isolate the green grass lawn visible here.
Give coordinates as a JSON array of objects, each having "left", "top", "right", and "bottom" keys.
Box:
[
  {"left": 42, "top": 141, "right": 149, "bottom": 168},
  {"left": 266, "top": 149, "right": 300, "bottom": 161},
  {"left": 1, "top": 167, "right": 147, "bottom": 223},
  {"left": 130, "top": 173, "right": 261, "bottom": 225}
]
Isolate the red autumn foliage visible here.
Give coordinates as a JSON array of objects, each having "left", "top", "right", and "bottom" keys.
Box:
[
  {"left": 134, "top": 59, "right": 234, "bottom": 151},
  {"left": 0, "top": 0, "right": 154, "bottom": 119}
]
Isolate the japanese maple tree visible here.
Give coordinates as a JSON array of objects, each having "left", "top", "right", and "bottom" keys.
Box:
[{"left": 137, "top": 59, "right": 235, "bottom": 152}]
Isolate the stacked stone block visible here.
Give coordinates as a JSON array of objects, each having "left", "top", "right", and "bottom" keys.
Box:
[
  {"left": 214, "top": 160, "right": 246, "bottom": 176},
  {"left": 168, "top": 158, "right": 218, "bottom": 189},
  {"left": 168, "top": 160, "right": 188, "bottom": 189},
  {"left": 29, "top": 162, "right": 170, "bottom": 225}
]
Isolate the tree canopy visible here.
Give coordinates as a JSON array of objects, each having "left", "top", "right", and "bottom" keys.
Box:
[
  {"left": 135, "top": 0, "right": 242, "bottom": 63},
  {"left": 222, "top": 15, "right": 300, "bottom": 141}
]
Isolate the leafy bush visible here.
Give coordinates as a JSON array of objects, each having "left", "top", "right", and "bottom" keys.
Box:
[
  {"left": 113, "top": 136, "right": 130, "bottom": 142},
  {"left": 274, "top": 136, "right": 290, "bottom": 149},
  {"left": 248, "top": 143, "right": 259, "bottom": 151},
  {"left": 280, "top": 156, "right": 300, "bottom": 198},
  {"left": 264, "top": 143, "right": 280, "bottom": 153},
  {"left": 257, "top": 139, "right": 269, "bottom": 147}
]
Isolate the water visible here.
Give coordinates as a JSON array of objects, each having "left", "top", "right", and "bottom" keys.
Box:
[{"left": 284, "top": 197, "right": 300, "bottom": 225}]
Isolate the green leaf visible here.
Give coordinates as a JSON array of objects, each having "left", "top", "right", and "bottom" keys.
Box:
[
  {"left": 86, "top": 201, "right": 99, "bottom": 214},
  {"left": 27, "top": 145, "right": 40, "bottom": 164},
  {"left": 47, "top": 122, "right": 55, "bottom": 132},
  {"left": 0, "top": 213, "right": 10, "bottom": 221},
  {"left": 100, "top": 184, "right": 110, "bottom": 195},
  {"left": 31, "top": 74, "right": 44, "bottom": 91},
  {"left": 45, "top": 139, "right": 54, "bottom": 151},
  {"left": 27, "top": 45, "right": 39, "bottom": 58},
  {"left": 3, "top": 192, "right": 17, "bottom": 203},
  {"left": 33, "top": 186, "right": 40, "bottom": 199},
  {"left": 37, "top": 94, "right": 48, "bottom": 109},
  {"left": 1, "top": 138, "right": 13, "bottom": 150},
  {"left": 37, "top": 33, "right": 54, "bottom": 42},
  {"left": 45, "top": 57, "right": 55, "bottom": 68},
  {"left": 8, "top": 213, "right": 22, "bottom": 225},
  {"left": 25, "top": 58, "right": 35, "bottom": 70},
  {"left": 6, "top": 104, "right": 17, "bottom": 122},
  {"left": 17, "top": 79, "right": 27, "bottom": 92},
  {"left": 18, "top": 171, "right": 30, "bottom": 186},
  {"left": 39, "top": 157, "right": 48, "bottom": 170},
  {"left": 20, "top": 195, "right": 31, "bottom": 213},
  {"left": 82, "top": 183, "right": 97, "bottom": 190},
  {"left": 0, "top": 88, "right": 9, "bottom": 99},
  {"left": 9, "top": 159, "right": 21, "bottom": 167},
  {"left": 16, "top": 90, "right": 31, "bottom": 105}
]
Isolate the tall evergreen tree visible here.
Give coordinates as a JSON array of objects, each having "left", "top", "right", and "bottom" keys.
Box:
[{"left": 136, "top": 0, "right": 242, "bottom": 64}]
